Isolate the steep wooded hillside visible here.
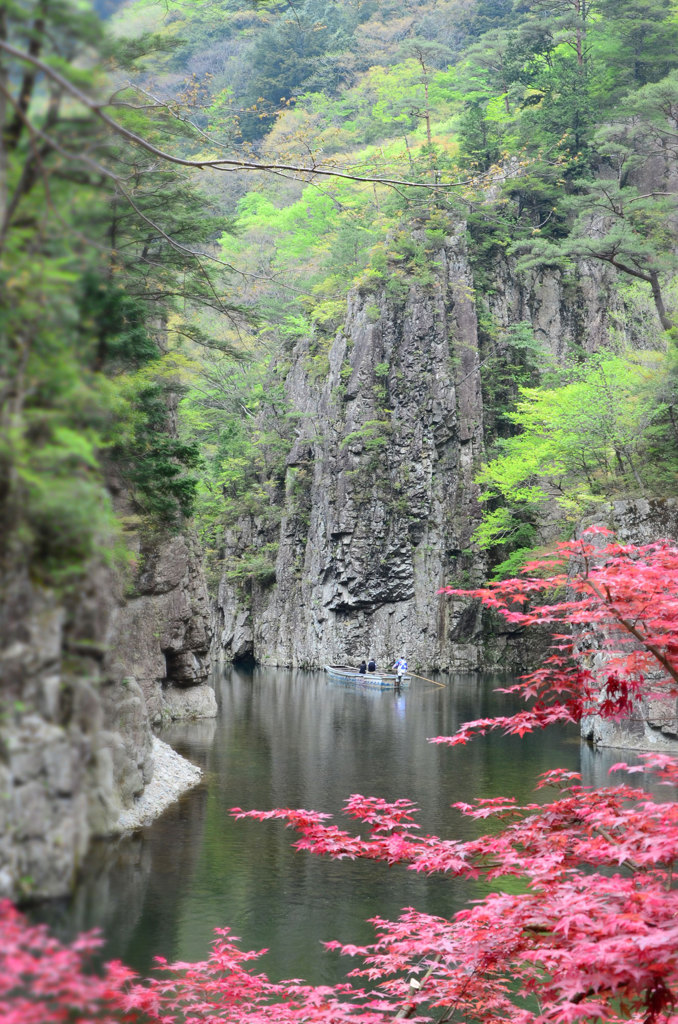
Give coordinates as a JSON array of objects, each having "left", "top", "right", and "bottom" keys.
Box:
[{"left": 156, "top": 0, "right": 678, "bottom": 665}]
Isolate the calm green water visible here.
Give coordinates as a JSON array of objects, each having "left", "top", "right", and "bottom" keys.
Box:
[{"left": 33, "top": 664, "right": 662, "bottom": 984}]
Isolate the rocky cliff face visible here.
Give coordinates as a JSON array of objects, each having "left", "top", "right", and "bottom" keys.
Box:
[
  {"left": 216, "top": 225, "right": 621, "bottom": 671},
  {"left": 114, "top": 529, "right": 216, "bottom": 724},
  {"left": 0, "top": 525, "right": 214, "bottom": 902}
]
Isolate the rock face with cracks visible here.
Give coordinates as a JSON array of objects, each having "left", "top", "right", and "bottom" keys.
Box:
[
  {"left": 0, "top": 526, "right": 214, "bottom": 902},
  {"left": 216, "top": 228, "right": 626, "bottom": 673}
]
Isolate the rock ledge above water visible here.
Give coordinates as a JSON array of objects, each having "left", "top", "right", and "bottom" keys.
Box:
[{"left": 112, "top": 736, "right": 202, "bottom": 833}]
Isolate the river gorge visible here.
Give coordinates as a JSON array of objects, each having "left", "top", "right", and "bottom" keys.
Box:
[
  {"left": 30, "top": 664, "right": 677, "bottom": 985},
  {"left": 3, "top": 1, "right": 678, "bottom": 1015}
]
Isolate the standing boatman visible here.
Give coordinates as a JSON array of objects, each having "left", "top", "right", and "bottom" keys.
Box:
[{"left": 393, "top": 655, "right": 409, "bottom": 679}]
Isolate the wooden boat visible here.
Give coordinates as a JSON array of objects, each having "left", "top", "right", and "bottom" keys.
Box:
[{"left": 324, "top": 665, "right": 410, "bottom": 689}]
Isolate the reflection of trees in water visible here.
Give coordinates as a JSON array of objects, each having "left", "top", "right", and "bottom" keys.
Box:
[{"left": 30, "top": 667, "right": 587, "bottom": 985}]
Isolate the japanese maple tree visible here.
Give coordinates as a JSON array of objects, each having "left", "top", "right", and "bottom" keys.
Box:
[
  {"left": 3, "top": 529, "right": 678, "bottom": 1024},
  {"left": 0, "top": 900, "right": 155, "bottom": 1023},
  {"left": 438, "top": 527, "right": 678, "bottom": 745}
]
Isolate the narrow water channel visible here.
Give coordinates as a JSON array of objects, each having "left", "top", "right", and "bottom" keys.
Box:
[{"left": 32, "top": 665, "right": 663, "bottom": 985}]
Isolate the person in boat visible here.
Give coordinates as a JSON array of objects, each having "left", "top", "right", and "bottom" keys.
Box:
[
  {"left": 358, "top": 660, "right": 367, "bottom": 674},
  {"left": 392, "top": 656, "right": 408, "bottom": 680},
  {"left": 367, "top": 657, "right": 377, "bottom": 673}
]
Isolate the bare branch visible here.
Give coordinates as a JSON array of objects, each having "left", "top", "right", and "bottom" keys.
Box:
[{"left": 0, "top": 39, "right": 475, "bottom": 192}]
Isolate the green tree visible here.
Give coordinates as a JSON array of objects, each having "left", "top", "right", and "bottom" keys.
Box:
[
  {"left": 473, "top": 351, "right": 673, "bottom": 569},
  {"left": 597, "top": 0, "right": 678, "bottom": 89},
  {"left": 0, "top": 0, "right": 242, "bottom": 579},
  {"left": 514, "top": 71, "right": 678, "bottom": 331},
  {"left": 514, "top": 0, "right": 597, "bottom": 68},
  {"left": 235, "top": 0, "right": 359, "bottom": 140}
]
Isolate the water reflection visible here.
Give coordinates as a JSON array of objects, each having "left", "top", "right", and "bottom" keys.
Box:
[
  {"left": 580, "top": 741, "right": 678, "bottom": 802},
  {"left": 30, "top": 665, "right": 672, "bottom": 985}
]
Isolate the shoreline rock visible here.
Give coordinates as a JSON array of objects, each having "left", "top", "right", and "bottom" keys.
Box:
[{"left": 111, "top": 736, "right": 202, "bottom": 833}]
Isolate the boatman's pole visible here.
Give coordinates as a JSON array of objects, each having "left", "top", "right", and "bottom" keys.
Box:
[{"left": 408, "top": 672, "right": 446, "bottom": 688}]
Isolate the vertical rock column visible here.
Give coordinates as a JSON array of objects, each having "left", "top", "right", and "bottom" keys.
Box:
[
  {"left": 110, "top": 531, "right": 215, "bottom": 725},
  {"left": 218, "top": 228, "right": 488, "bottom": 669}
]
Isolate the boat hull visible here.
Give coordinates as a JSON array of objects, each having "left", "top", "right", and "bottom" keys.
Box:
[{"left": 324, "top": 665, "right": 410, "bottom": 689}]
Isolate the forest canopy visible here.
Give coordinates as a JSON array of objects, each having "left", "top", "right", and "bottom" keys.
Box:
[{"left": 2, "top": 0, "right": 677, "bottom": 588}]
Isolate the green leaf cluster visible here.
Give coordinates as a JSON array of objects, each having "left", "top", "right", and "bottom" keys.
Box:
[
  {"left": 1, "top": 0, "right": 241, "bottom": 585},
  {"left": 474, "top": 350, "right": 677, "bottom": 561}
]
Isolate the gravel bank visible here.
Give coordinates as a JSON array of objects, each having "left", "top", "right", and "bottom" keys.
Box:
[{"left": 114, "top": 736, "right": 202, "bottom": 832}]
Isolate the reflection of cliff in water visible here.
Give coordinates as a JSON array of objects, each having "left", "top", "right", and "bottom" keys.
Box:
[
  {"left": 35, "top": 666, "right": 678, "bottom": 988},
  {"left": 580, "top": 741, "right": 678, "bottom": 803},
  {"left": 29, "top": 831, "right": 152, "bottom": 959},
  {"left": 31, "top": 716, "right": 216, "bottom": 974}
]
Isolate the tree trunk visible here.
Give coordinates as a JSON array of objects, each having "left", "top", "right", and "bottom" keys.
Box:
[
  {"left": 622, "top": 448, "right": 645, "bottom": 491},
  {"left": 649, "top": 269, "right": 673, "bottom": 332}
]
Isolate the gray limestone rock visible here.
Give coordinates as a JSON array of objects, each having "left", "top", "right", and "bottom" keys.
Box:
[
  {"left": 108, "top": 531, "right": 213, "bottom": 723},
  {"left": 216, "top": 228, "right": 629, "bottom": 674},
  {"left": 0, "top": 522, "right": 214, "bottom": 902},
  {"left": 162, "top": 684, "right": 218, "bottom": 720}
]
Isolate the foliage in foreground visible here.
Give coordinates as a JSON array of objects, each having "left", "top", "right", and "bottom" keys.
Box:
[{"left": 3, "top": 530, "right": 678, "bottom": 1024}]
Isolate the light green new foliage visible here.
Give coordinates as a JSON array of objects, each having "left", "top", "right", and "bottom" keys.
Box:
[
  {"left": 180, "top": 350, "right": 298, "bottom": 586},
  {"left": 474, "top": 351, "right": 672, "bottom": 552},
  {"left": 221, "top": 181, "right": 383, "bottom": 311},
  {"left": 369, "top": 59, "right": 456, "bottom": 134}
]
